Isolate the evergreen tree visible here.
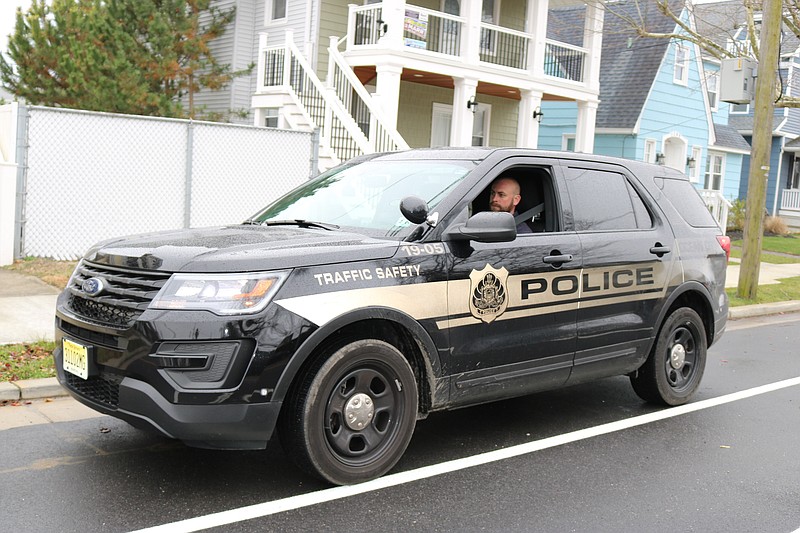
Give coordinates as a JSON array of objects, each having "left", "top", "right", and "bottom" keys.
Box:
[{"left": 0, "top": 0, "right": 248, "bottom": 119}]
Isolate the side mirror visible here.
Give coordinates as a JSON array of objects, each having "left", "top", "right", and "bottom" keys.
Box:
[
  {"left": 400, "top": 196, "right": 429, "bottom": 225},
  {"left": 444, "top": 211, "right": 516, "bottom": 243}
]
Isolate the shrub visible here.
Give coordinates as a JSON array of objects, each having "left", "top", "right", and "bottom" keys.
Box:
[
  {"left": 763, "top": 215, "right": 790, "bottom": 236},
  {"left": 727, "top": 198, "right": 746, "bottom": 232}
]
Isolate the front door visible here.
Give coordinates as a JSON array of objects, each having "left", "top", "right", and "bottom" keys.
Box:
[{"left": 443, "top": 158, "right": 580, "bottom": 406}]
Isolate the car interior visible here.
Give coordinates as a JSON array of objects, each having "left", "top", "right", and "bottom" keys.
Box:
[{"left": 470, "top": 167, "right": 557, "bottom": 233}]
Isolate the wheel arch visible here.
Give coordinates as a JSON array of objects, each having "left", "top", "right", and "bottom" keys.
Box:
[
  {"left": 652, "top": 282, "right": 716, "bottom": 351},
  {"left": 272, "top": 307, "right": 442, "bottom": 415}
]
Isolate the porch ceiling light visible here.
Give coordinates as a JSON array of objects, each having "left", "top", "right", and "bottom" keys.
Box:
[
  {"left": 467, "top": 95, "right": 478, "bottom": 113},
  {"left": 533, "top": 106, "right": 544, "bottom": 123}
]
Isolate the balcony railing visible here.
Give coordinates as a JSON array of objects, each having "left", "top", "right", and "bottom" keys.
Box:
[
  {"left": 700, "top": 189, "right": 733, "bottom": 232},
  {"left": 780, "top": 188, "right": 800, "bottom": 211},
  {"left": 479, "top": 23, "right": 529, "bottom": 70},
  {"left": 544, "top": 40, "right": 586, "bottom": 83},
  {"left": 348, "top": 3, "right": 588, "bottom": 84}
]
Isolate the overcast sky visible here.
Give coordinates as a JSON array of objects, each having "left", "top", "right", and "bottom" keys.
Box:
[{"left": 1, "top": 0, "right": 31, "bottom": 55}]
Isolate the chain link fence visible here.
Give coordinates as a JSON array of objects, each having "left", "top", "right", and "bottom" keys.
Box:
[{"left": 17, "top": 106, "right": 315, "bottom": 260}]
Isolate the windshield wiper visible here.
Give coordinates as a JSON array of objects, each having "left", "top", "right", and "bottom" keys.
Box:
[{"left": 262, "top": 219, "right": 340, "bottom": 231}]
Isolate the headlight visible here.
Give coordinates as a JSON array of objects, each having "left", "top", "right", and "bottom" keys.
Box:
[{"left": 150, "top": 271, "right": 289, "bottom": 315}]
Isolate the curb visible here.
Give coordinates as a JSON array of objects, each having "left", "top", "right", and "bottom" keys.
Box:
[
  {"left": 0, "top": 377, "right": 66, "bottom": 402},
  {"left": 3, "top": 303, "right": 800, "bottom": 402},
  {"left": 728, "top": 300, "right": 800, "bottom": 319}
]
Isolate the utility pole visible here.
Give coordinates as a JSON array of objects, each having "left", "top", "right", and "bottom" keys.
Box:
[{"left": 737, "top": 0, "right": 783, "bottom": 300}]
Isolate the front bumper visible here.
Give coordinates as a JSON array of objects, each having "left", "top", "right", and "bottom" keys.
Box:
[{"left": 55, "top": 346, "right": 281, "bottom": 449}]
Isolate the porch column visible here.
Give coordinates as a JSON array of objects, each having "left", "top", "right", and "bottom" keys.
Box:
[
  {"left": 517, "top": 90, "right": 543, "bottom": 148},
  {"left": 583, "top": 1, "right": 604, "bottom": 91},
  {"left": 375, "top": 62, "right": 404, "bottom": 130},
  {"left": 451, "top": 77, "right": 479, "bottom": 147},
  {"left": 379, "top": 0, "right": 407, "bottom": 51},
  {"left": 526, "top": 0, "right": 548, "bottom": 77},
  {"left": 575, "top": 100, "right": 598, "bottom": 154},
  {"left": 461, "top": 0, "right": 483, "bottom": 65}
]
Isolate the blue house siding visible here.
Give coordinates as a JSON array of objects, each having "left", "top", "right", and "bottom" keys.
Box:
[
  {"left": 593, "top": 134, "right": 637, "bottom": 159},
  {"left": 637, "top": 40, "right": 710, "bottom": 165},
  {"left": 722, "top": 154, "right": 744, "bottom": 201},
  {"left": 537, "top": 102, "right": 576, "bottom": 150},
  {"left": 738, "top": 136, "right": 785, "bottom": 214}
]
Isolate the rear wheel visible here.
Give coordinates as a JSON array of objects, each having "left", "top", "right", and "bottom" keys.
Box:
[
  {"left": 279, "top": 339, "right": 418, "bottom": 485},
  {"left": 631, "top": 308, "right": 707, "bottom": 406}
]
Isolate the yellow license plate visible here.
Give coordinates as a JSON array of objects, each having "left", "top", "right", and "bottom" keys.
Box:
[{"left": 63, "top": 338, "right": 89, "bottom": 380}]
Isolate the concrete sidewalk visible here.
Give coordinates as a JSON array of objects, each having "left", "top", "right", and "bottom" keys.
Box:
[{"left": 2, "top": 261, "right": 800, "bottom": 403}]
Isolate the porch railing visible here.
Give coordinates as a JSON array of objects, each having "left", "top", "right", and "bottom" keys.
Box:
[
  {"left": 700, "top": 189, "right": 732, "bottom": 233},
  {"left": 479, "top": 23, "right": 530, "bottom": 70},
  {"left": 347, "top": 3, "right": 588, "bottom": 82},
  {"left": 328, "top": 36, "right": 409, "bottom": 153},
  {"left": 780, "top": 188, "right": 800, "bottom": 211}
]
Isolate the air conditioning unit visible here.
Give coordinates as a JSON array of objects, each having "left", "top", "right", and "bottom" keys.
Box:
[{"left": 719, "top": 57, "right": 757, "bottom": 104}]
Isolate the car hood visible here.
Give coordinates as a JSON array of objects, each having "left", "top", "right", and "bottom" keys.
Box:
[{"left": 84, "top": 225, "right": 399, "bottom": 272}]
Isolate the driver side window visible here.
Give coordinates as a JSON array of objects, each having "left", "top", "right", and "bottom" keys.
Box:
[{"left": 470, "top": 167, "right": 557, "bottom": 233}]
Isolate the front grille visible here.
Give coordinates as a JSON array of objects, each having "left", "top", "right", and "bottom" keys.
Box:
[
  {"left": 59, "top": 320, "right": 120, "bottom": 348},
  {"left": 65, "top": 261, "right": 170, "bottom": 328},
  {"left": 65, "top": 371, "right": 122, "bottom": 408}
]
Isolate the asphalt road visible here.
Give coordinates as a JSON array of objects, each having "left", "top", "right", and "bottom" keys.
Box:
[{"left": 2, "top": 313, "right": 800, "bottom": 533}]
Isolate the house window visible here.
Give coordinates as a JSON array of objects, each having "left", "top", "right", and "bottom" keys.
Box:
[
  {"left": 270, "top": 0, "right": 286, "bottom": 21},
  {"left": 644, "top": 139, "right": 656, "bottom": 163},
  {"left": 791, "top": 157, "right": 800, "bottom": 189},
  {"left": 706, "top": 72, "right": 719, "bottom": 110},
  {"left": 674, "top": 44, "right": 689, "bottom": 85},
  {"left": 704, "top": 152, "right": 724, "bottom": 191},
  {"left": 731, "top": 102, "right": 749, "bottom": 114},
  {"left": 479, "top": 0, "right": 499, "bottom": 55},
  {"left": 472, "top": 105, "right": 491, "bottom": 146},
  {"left": 563, "top": 135, "right": 575, "bottom": 152},
  {"left": 264, "top": 108, "right": 279, "bottom": 128},
  {"left": 430, "top": 103, "right": 491, "bottom": 147},
  {"left": 689, "top": 146, "right": 702, "bottom": 183}
]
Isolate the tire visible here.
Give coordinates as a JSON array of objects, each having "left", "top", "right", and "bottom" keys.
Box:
[
  {"left": 279, "top": 339, "right": 418, "bottom": 485},
  {"left": 630, "top": 308, "right": 707, "bottom": 406}
]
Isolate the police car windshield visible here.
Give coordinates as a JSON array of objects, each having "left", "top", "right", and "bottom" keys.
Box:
[{"left": 252, "top": 159, "right": 475, "bottom": 235}]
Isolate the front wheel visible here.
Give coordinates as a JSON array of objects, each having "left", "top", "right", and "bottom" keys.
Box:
[
  {"left": 279, "top": 339, "right": 418, "bottom": 485},
  {"left": 631, "top": 307, "right": 707, "bottom": 406}
]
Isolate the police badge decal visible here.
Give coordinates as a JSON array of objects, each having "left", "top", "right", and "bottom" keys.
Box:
[{"left": 469, "top": 264, "right": 510, "bottom": 323}]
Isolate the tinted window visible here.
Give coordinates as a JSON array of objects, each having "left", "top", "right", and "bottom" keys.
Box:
[
  {"left": 566, "top": 168, "right": 651, "bottom": 231},
  {"left": 658, "top": 177, "right": 719, "bottom": 228}
]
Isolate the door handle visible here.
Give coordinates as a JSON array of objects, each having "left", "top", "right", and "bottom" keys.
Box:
[
  {"left": 543, "top": 254, "right": 573, "bottom": 264},
  {"left": 649, "top": 244, "right": 671, "bottom": 257}
]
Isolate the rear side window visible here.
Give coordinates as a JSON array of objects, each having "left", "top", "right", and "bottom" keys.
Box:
[
  {"left": 565, "top": 167, "right": 653, "bottom": 231},
  {"left": 658, "top": 177, "right": 719, "bottom": 228}
]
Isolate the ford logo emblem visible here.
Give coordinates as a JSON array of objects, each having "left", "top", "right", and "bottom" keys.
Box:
[{"left": 82, "top": 277, "right": 106, "bottom": 297}]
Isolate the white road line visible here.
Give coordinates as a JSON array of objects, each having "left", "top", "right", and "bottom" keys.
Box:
[{"left": 131, "top": 376, "right": 800, "bottom": 533}]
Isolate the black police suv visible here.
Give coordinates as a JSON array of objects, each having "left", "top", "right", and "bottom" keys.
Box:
[{"left": 54, "top": 148, "right": 729, "bottom": 485}]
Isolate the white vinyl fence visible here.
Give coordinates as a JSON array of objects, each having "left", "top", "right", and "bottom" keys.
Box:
[{"left": 1, "top": 104, "right": 316, "bottom": 261}]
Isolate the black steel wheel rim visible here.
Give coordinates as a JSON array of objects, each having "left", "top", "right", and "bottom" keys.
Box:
[
  {"left": 664, "top": 324, "right": 697, "bottom": 391},
  {"left": 323, "top": 363, "right": 403, "bottom": 465}
]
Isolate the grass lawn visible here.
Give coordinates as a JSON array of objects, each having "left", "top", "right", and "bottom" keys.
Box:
[
  {"left": 727, "top": 276, "right": 800, "bottom": 307},
  {"left": 2, "top": 257, "right": 77, "bottom": 290},
  {"left": 729, "top": 247, "right": 800, "bottom": 264},
  {"left": 0, "top": 342, "right": 57, "bottom": 382},
  {"left": 731, "top": 234, "right": 800, "bottom": 259}
]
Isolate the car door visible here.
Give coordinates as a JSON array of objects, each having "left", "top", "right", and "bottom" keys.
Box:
[
  {"left": 561, "top": 162, "right": 679, "bottom": 383},
  {"left": 442, "top": 158, "right": 581, "bottom": 407}
]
